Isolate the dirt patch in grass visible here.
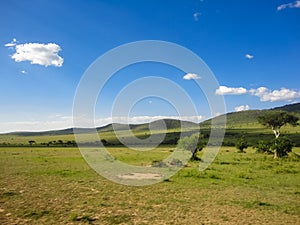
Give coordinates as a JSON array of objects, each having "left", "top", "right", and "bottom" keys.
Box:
[{"left": 117, "top": 173, "right": 162, "bottom": 180}]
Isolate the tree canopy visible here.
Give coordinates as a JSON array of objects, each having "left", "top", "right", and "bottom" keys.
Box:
[
  {"left": 258, "top": 111, "right": 298, "bottom": 138},
  {"left": 177, "top": 134, "right": 204, "bottom": 161},
  {"left": 258, "top": 111, "right": 299, "bottom": 158}
]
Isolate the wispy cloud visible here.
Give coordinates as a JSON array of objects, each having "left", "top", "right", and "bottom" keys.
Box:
[
  {"left": 250, "top": 87, "right": 300, "bottom": 102},
  {"left": 193, "top": 12, "right": 201, "bottom": 21},
  {"left": 5, "top": 40, "right": 64, "bottom": 67},
  {"left": 245, "top": 53, "right": 254, "bottom": 59},
  {"left": 235, "top": 105, "right": 250, "bottom": 112},
  {"left": 4, "top": 38, "right": 17, "bottom": 47},
  {"left": 20, "top": 70, "right": 27, "bottom": 74},
  {"left": 277, "top": 0, "right": 300, "bottom": 11},
  {"left": 183, "top": 73, "right": 201, "bottom": 80},
  {"left": 215, "top": 86, "right": 247, "bottom": 95}
]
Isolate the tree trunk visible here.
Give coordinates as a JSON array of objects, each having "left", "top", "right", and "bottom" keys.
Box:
[
  {"left": 271, "top": 127, "right": 280, "bottom": 159},
  {"left": 274, "top": 134, "right": 279, "bottom": 159},
  {"left": 274, "top": 149, "right": 278, "bottom": 159},
  {"left": 272, "top": 128, "right": 280, "bottom": 139}
]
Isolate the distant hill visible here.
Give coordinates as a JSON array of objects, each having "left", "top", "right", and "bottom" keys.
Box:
[
  {"left": 200, "top": 102, "right": 300, "bottom": 128},
  {"left": 4, "top": 103, "right": 300, "bottom": 136},
  {"left": 97, "top": 119, "right": 199, "bottom": 133},
  {"left": 200, "top": 110, "right": 263, "bottom": 128},
  {"left": 271, "top": 103, "right": 300, "bottom": 114},
  {"left": 9, "top": 119, "right": 199, "bottom": 136},
  {"left": 10, "top": 128, "right": 76, "bottom": 136}
]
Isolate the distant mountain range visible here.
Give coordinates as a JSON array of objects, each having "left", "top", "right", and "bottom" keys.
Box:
[{"left": 7, "top": 102, "right": 300, "bottom": 136}]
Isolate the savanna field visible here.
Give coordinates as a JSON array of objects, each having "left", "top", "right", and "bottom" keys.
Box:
[
  {"left": 2, "top": 1, "right": 300, "bottom": 224},
  {"left": 0, "top": 146, "right": 299, "bottom": 225},
  {"left": 1, "top": 105, "right": 300, "bottom": 224}
]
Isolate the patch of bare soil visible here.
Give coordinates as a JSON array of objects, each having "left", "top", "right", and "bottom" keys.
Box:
[{"left": 117, "top": 173, "right": 162, "bottom": 180}]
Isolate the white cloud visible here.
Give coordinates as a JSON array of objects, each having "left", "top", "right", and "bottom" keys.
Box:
[
  {"left": 216, "top": 85, "right": 300, "bottom": 102},
  {"left": 215, "top": 86, "right": 247, "bottom": 95},
  {"left": 7, "top": 42, "right": 63, "bottom": 67},
  {"left": 250, "top": 87, "right": 300, "bottom": 102},
  {"left": 20, "top": 70, "right": 27, "bottom": 74},
  {"left": 183, "top": 73, "right": 201, "bottom": 80},
  {"left": 277, "top": 0, "right": 300, "bottom": 11},
  {"left": 193, "top": 12, "right": 201, "bottom": 21},
  {"left": 5, "top": 43, "right": 16, "bottom": 47},
  {"left": 4, "top": 38, "right": 17, "bottom": 47},
  {"left": 245, "top": 54, "right": 254, "bottom": 59},
  {"left": 235, "top": 105, "right": 250, "bottom": 112}
]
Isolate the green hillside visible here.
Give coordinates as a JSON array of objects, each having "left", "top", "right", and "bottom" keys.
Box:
[
  {"left": 200, "top": 110, "right": 264, "bottom": 128},
  {"left": 0, "top": 103, "right": 299, "bottom": 147},
  {"left": 200, "top": 102, "right": 300, "bottom": 128},
  {"left": 97, "top": 119, "right": 199, "bottom": 133},
  {"left": 272, "top": 102, "right": 300, "bottom": 114}
]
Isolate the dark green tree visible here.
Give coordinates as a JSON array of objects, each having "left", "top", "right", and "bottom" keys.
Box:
[
  {"left": 177, "top": 134, "right": 205, "bottom": 161},
  {"left": 28, "top": 140, "right": 35, "bottom": 146},
  {"left": 58, "top": 140, "right": 64, "bottom": 146},
  {"left": 256, "top": 140, "right": 272, "bottom": 154},
  {"left": 271, "top": 137, "right": 293, "bottom": 158},
  {"left": 236, "top": 136, "right": 249, "bottom": 153},
  {"left": 258, "top": 111, "right": 298, "bottom": 139}
]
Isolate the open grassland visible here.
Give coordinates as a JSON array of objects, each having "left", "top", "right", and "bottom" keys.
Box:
[{"left": 0, "top": 146, "right": 299, "bottom": 224}]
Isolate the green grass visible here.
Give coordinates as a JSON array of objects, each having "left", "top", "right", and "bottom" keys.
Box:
[
  {"left": 1, "top": 121, "right": 299, "bottom": 148},
  {"left": 0, "top": 146, "right": 299, "bottom": 224}
]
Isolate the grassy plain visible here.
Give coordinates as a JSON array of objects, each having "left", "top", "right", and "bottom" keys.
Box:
[
  {"left": 0, "top": 126, "right": 299, "bottom": 149},
  {"left": 0, "top": 146, "right": 299, "bottom": 224}
]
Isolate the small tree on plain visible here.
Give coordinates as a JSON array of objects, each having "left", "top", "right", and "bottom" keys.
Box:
[
  {"left": 28, "top": 140, "right": 35, "bottom": 146},
  {"left": 177, "top": 134, "right": 204, "bottom": 161},
  {"left": 236, "top": 136, "right": 249, "bottom": 153},
  {"left": 258, "top": 111, "right": 298, "bottom": 158},
  {"left": 271, "top": 137, "right": 293, "bottom": 158}
]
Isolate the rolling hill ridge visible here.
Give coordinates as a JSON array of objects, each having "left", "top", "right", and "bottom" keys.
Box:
[{"left": 5, "top": 102, "right": 300, "bottom": 136}]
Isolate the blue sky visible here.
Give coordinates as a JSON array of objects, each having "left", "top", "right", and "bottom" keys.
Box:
[{"left": 0, "top": 0, "right": 300, "bottom": 132}]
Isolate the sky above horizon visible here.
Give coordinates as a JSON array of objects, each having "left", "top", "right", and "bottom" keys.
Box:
[{"left": 0, "top": 0, "right": 300, "bottom": 133}]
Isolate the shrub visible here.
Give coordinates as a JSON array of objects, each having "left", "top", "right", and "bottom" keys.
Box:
[
  {"left": 152, "top": 160, "right": 167, "bottom": 167},
  {"left": 256, "top": 137, "right": 294, "bottom": 158},
  {"left": 169, "top": 158, "right": 183, "bottom": 167},
  {"left": 256, "top": 140, "right": 272, "bottom": 154},
  {"left": 236, "top": 136, "right": 249, "bottom": 153},
  {"left": 272, "top": 137, "right": 294, "bottom": 158}
]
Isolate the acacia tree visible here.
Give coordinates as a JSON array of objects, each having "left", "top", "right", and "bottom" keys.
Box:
[
  {"left": 258, "top": 111, "right": 298, "bottom": 158},
  {"left": 28, "top": 140, "right": 35, "bottom": 146},
  {"left": 177, "top": 134, "right": 205, "bottom": 161}
]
